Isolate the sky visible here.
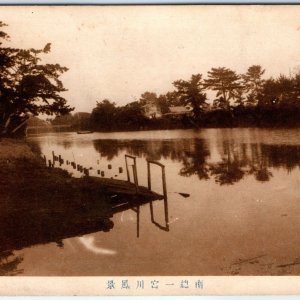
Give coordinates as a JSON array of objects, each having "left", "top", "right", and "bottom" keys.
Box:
[{"left": 1, "top": 5, "right": 300, "bottom": 113}]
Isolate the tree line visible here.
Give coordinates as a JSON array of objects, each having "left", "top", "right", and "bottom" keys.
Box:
[
  {"left": 89, "top": 65, "right": 300, "bottom": 131},
  {"left": 2, "top": 19, "right": 300, "bottom": 136}
]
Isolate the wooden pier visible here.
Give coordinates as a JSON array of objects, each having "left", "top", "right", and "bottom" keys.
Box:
[
  {"left": 47, "top": 151, "right": 169, "bottom": 238},
  {"left": 49, "top": 152, "right": 167, "bottom": 201},
  {"left": 90, "top": 177, "right": 164, "bottom": 200}
]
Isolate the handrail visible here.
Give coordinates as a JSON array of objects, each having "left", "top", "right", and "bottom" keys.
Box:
[
  {"left": 147, "top": 159, "right": 169, "bottom": 231},
  {"left": 146, "top": 160, "right": 165, "bottom": 168},
  {"left": 146, "top": 159, "right": 167, "bottom": 200},
  {"left": 125, "top": 154, "right": 138, "bottom": 193},
  {"left": 125, "top": 154, "right": 136, "bottom": 160}
]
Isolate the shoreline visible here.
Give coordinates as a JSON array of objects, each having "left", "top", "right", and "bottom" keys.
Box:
[
  {"left": 0, "top": 138, "right": 113, "bottom": 262},
  {"left": 27, "top": 123, "right": 300, "bottom": 136}
]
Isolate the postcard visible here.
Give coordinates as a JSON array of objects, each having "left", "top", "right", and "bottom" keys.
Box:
[{"left": 1, "top": 4, "right": 300, "bottom": 295}]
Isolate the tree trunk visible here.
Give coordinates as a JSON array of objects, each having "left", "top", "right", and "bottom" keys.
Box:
[
  {"left": 11, "top": 117, "right": 28, "bottom": 134},
  {"left": 1, "top": 114, "right": 13, "bottom": 135}
]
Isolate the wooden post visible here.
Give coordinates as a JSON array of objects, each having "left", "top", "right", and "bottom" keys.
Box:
[
  {"left": 147, "top": 160, "right": 169, "bottom": 231},
  {"left": 161, "top": 165, "right": 169, "bottom": 229},
  {"left": 162, "top": 165, "right": 167, "bottom": 200},
  {"left": 125, "top": 156, "right": 130, "bottom": 182},
  {"left": 136, "top": 205, "right": 140, "bottom": 238},
  {"left": 125, "top": 155, "right": 138, "bottom": 186},
  {"left": 149, "top": 199, "right": 154, "bottom": 223},
  {"left": 48, "top": 160, "right": 52, "bottom": 168},
  {"left": 132, "top": 158, "right": 139, "bottom": 193},
  {"left": 147, "top": 160, "right": 151, "bottom": 191}
]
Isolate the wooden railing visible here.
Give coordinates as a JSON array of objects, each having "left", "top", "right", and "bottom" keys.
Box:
[
  {"left": 125, "top": 154, "right": 139, "bottom": 193},
  {"left": 147, "top": 159, "right": 169, "bottom": 231}
]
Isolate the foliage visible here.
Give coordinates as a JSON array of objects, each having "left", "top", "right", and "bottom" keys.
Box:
[
  {"left": 89, "top": 67, "right": 300, "bottom": 132},
  {"left": 115, "top": 101, "right": 148, "bottom": 129},
  {"left": 164, "top": 91, "right": 184, "bottom": 107},
  {"left": 139, "top": 91, "right": 171, "bottom": 115},
  {"left": 90, "top": 99, "right": 117, "bottom": 131},
  {"left": 205, "top": 67, "right": 241, "bottom": 110},
  {"left": 0, "top": 21, "right": 73, "bottom": 137},
  {"left": 156, "top": 94, "right": 170, "bottom": 114},
  {"left": 173, "top": 74, "right": 207, "bottom": 121},
  {"left": 139, "top": 92, "right": 157, "bottom": 106},
  {"left": 0, "top": 21, "right": 9, "bottom": 44},
  {"left": 242, "top": 65, "right": 265, "bottom": 106}
]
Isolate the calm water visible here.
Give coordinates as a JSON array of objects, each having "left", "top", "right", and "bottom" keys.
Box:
[{"left": 5, "top": 128, "right": 300, "bottom": 275}]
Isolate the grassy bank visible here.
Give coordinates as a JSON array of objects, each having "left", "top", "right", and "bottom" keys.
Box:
[{"left": 0, "top": 139, "right": 114, "bottom": 257}]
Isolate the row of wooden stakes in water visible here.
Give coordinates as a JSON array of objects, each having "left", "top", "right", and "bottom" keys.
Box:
[{"left": 43, "top": 152, "right": 124, "bottom": 178}]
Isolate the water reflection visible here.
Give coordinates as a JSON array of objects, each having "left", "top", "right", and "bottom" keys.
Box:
[
  {"left": 111, "top": 194, "right": 169, "bottom": 238},
  {"left": 22, "top": 130, "right": 300, "bottom": 276},
  {"left": 0, "top": 193, "right": 168, "bottom": 266},
  {"left": 93, "top": 139, "right": 300, "bottom": 184},
  {"left": 0, "top": 251, "right": 23, "bottom": 276},
  {"left": 0, "top": 211, "right": 114, "bottom": 255},
  {"left": 178, "top": 139, "right": 210, "bottom": 180},
  {"left": 150, "top": 199, "right": 169, "bottom": 232}
]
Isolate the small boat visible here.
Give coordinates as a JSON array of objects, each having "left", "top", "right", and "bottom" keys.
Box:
[{"left": 76, "top": 131, "right": 94, "bottom": 134}]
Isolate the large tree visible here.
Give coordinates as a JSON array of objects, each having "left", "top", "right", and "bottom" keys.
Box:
[
  {"left": 0, "top": 21, "right": 73, "bottom": 136},
  {"left": 90, "top": 99, "right": 117, "bottom": 131},
  {"left": 139, "top": 92, "right": 157, "bottom": 106},
  {"left": 164, "top": 91, "right": 184, "bottom": 107},
  {"left": 205, "top": 67, "right": 242, "bottom": 110},
  {"left": 173, "top": 74, "right": 207, "bottom": 121},
  {"left": 242, "top": 65, "right": 265, "bottom": 106},
  {"left": 156, "top": 94, "right": 170, "bottom": 114},
  {"left": 257, "top": 75, "right": 296, "bottom": 107},
  {"left": 291, "top": 72, "right": 300, "bottom": 107},
  {"left": 115, "top": 101, "right": 147, "bottom": 129}
]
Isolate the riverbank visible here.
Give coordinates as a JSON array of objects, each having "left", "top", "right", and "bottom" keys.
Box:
[
  {"left": 0, "top": 138, "right": 113, "bottom": 257},
  {"left": 85, "top": 105, "right": 300, "bottom": 133}
]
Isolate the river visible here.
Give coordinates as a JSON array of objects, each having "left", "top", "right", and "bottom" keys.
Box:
[{"left": 11, "top": 128, "right": 300, "bottom": 275}]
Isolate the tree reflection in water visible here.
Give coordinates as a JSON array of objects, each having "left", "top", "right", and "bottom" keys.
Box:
[
  {"left": 0, "top": 251, "right": 23, "bottom": 276},
  {"left": 248, "top": 144, "right": 273, "bottom": 182},
  {"left": 179, "top": 139, "right": 210, "bottom": 180},
  {"left": 93, "top": 139, "right": 300, "bottom": 185}
]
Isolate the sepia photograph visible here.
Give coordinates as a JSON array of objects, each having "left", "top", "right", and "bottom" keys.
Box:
[{"left": 1, "top": 4, "right": 300, "bottom": 294}]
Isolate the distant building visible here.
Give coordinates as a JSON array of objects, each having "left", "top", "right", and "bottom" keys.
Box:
[
  {"left": 142, "top": 102, "right": 162, "bottom": 119},
  {"left": 164, "top": 105, "right": 193, "bottom": 116},
  {"left": 143, "top": 103, "right": 211, "bottom": 119}
]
